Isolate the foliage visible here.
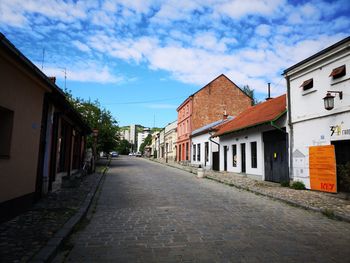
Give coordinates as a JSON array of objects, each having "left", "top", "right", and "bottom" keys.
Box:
[
  {"left": 337, "top": 161, "right": 350, "bottom": 192},
  {"left": 290, "top": 181, "right": 306, "bottom": 190},
  {"left": 116, "top": 139, "right": 131, "bottom": 155},
  {"left": 139, "top": 134, "right": 152, "bottom": 154},
  {"left": 242, "top": 85, "right": 258, "bottom": 105},
  {"left": 64, "top": 89, "right": 119, "bottom": 154},
  {"left": 280, "top": 180, "right": 290, "bottom": 187}
]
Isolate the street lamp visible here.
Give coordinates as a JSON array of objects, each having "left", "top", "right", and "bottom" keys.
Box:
[{"left": 323, "top": 91, "right": 343, "bottom": 110}]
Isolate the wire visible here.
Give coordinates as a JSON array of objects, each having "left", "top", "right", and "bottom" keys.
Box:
[{"left": 101, "top": 96, "right": 184, "bottom": 105}]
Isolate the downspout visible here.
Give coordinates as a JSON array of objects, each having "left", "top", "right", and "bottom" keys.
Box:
[{"left": 286, "top": 75, "right": 294, "bottom": 180}]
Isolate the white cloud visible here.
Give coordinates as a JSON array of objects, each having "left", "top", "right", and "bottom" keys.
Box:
[
  {"left": 72, "top": 40, "right": 91, "bottom": 52},
  {"left": 255, "top": 24, "right": 271, "bottom": 37},
  {"left": 42, "top": 64, "right": 123, "bottom": 84}
]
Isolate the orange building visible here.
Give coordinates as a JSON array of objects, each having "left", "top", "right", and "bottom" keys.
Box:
[{"left": 176, "top": 74, "right": 252, "bottom": 162}]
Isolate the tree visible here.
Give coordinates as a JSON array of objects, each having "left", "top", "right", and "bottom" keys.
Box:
[
  {"left": 242, "top": 85, "right": 258, "bottom": 105},
  {"left": 64, "top": 89, "right": 119, "bottom": 154},
  {"left": 116, "top": 139, "right": 132, "bottom": 155},
  {"left": 139, "top": 134, "right": 152, "bottom": 154}
]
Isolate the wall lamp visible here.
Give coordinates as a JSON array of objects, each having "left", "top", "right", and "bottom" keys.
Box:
[{"left": 323, "top": 91, "right": 343, "bottom": 110}]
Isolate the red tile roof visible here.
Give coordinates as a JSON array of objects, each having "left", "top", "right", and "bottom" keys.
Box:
[{"left": 213, "top": 94, "right": 286, "bottom": 137}]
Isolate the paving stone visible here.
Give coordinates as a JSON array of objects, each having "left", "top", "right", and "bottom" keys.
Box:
[{"left": 57, "top": 156, "right": 350, "bottom": 262}]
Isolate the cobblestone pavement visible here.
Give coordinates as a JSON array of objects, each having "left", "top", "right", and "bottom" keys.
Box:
[
  {"left": 61, "top": 156, "right": 350, "bottom": 262},
  {"left": 0, "top": 159, "right": 108, "bottom": 263},
  {"left": 153, "top": 159, "right": 350, "bottom": 222}
]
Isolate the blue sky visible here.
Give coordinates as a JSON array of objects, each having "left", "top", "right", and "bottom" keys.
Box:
[{"left": 1, "top": 0, "right": 349, "bottom": 127}]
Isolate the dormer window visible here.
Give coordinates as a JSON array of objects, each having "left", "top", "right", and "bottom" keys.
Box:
[
  {"left": 300, "top": 78, "right": 313, "bottom": 91},
  {"left": 329, "top": 65, "right": 346, "bottom": 79}
]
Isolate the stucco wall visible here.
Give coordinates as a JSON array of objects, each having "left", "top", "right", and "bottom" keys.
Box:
[{"left": 0, "top": 51, "right": 46, "bottom": 203}]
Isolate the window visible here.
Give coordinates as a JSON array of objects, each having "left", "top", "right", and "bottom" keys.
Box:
[
  {"left": 251, "top": 141, "right": 257, "bottom": 168},
  {"left": 186, "top": 142, "right": 189, "bottom": 160},
  {"left": 232, "top": 144, "right": 237, "bottom": 167},
  {"left": 0, "top": 106, "right": 14, "bottom": 158},
  {"left": 205, "top": 142, "right": 209, "bottom": 163},
  {"left": 329, "top": 65, "right": 346, "bottom": 79},
  {"left": 197, "top": 143, "right": 201, "bottom": 161},
  {"left": 193, "top": 144, "right": 196, "bottom": 161},
  {"left": 300, "top": 78, "right": 313, "bottom": 90}
]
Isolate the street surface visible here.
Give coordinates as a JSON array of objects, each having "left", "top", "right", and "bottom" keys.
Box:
[{"left": 59, "top": 156, "right": 350, "bottom": 262}]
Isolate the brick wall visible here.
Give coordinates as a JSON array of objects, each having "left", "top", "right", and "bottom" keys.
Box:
[{"left": 192, "top": 74, "right": 252, "bottom": 130}]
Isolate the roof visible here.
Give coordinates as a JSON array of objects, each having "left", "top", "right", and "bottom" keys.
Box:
[
  {"left": 191, "top": 117, "right": 233, "bottom": 137},
  {"left": 0, "top": 33, "right": 91, "bottom": 133},
  {"left": 213, "top": 94, "right": 286, "bottom": 137},
  {"left": 176, "top": 74, "right": 252, "bottom": 111},
  {"left": 283, "top": 36, "right": 350, "bottom": 75}
]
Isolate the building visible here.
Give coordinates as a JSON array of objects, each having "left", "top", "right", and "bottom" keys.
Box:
[
  {"left": 283, "top": 36, "right": 350, "bottom": 192},
  {"left": 176, "top": 74, "right": 252, "bottom": 163},
  {"left": 191, "top": 115, "right": 232, "bottom": 170},
  {"left": 164, "top": 120, "right": 177, "bottom": 162},
  {"left": 214, "top": 95, "right": 288, "bottom": 182},
  {"left": 137, "top": 128, "right": 151, "bottom": 152},
  {"left": 0, "top": 33, "right": 90, "bottom": 222}
]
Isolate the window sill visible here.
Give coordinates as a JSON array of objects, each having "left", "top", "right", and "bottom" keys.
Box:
[
  {"left": 331, "top": 76, "right": 350, "bottom": 86},
  {"left": 302, "top": 89, "right": 317, "bottom": 96}
]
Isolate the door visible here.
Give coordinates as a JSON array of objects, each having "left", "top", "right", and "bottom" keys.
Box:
[
  {"left": 332, "top": 140, "right": 350, "bottom": 192},
  {"left": 212, "top": 152, "right": 219, "bottom": 171},
  {"left": 241, "top": 143, "right": 246, "bottom": 173},
  {"left": 263, "top": 130, "right": 289, "bottom": 183},
  {"left": 223, "top": 146, "right": 228, "bottom": 171}
]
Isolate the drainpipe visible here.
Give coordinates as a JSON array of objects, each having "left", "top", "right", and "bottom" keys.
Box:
[{"left": 286, "top": 75, "right": 293, "bottom": 180}]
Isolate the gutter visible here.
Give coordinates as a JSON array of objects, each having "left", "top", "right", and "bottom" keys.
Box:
[{"left": 286, "top": 75, "right": 294, "bottom": 180}]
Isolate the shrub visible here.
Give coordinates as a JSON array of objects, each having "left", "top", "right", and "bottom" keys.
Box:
[
  {"left": 290, "top": 181, "right": 306, "bottom": 190},
  {"left": 280, "top": 180, "right": 290, "bottom": 187}
]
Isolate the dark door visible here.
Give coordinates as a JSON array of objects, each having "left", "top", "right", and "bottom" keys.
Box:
[
  {"left": 241, "top": 143, "right": 246, "bottom": 173},
  {"left": 331, "top": 140, "right": 350, "bottom": 192},
  {"left": 223, "top": 146, "right": 228, "bottom": 171},
  {"left": 263, "top": 130, "right": 289, "bottom": 183},
  {"left": 212, "top": 152, "right": 219, "bottom": 171}
]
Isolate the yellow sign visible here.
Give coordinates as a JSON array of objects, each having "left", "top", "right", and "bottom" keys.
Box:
[{"left": 309, "top": 145, "right": 337, "bottom": 193}]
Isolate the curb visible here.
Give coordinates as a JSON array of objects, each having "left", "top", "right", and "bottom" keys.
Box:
[
  {"left": 205, "top": 175, "right": 350, "bottom": 223},
  {"left": 146, "top": 158, "right": 350, "bottom": 224},
  {"left": 30, "top": 164, "right": 109, "bottom": 263}
]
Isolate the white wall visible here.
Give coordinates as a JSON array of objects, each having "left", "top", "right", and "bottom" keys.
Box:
[
  {"left": 191, "top": 133, "right": 218, "bottom": 169},
  {"left": 219, "top": 130, "right": 264, "bottom": 178},
  {"left": 287, "top": 44, "right": 350, "bottom": 189}
]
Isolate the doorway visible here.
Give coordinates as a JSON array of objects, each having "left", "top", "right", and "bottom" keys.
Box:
[
  {"left": 241, "top": 143, "right": 246, "bottom": 173},
  {"left": 332, "top": 140, "right": 350, "bottom": 192},
  {"left": 223, "top": 146, "right": 228, "bottom": 171}
]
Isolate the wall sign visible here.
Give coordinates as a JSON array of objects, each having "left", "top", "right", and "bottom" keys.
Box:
[
  {"left": 309, "top": 145, "right": 337, "bottom": 193},
  {"left": 330, "top": 122, "right": 350, "bottom": 138}
]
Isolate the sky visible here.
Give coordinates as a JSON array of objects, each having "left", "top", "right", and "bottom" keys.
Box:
[{"left": 1, "top": 0, "right": 349, "bottom": 128}]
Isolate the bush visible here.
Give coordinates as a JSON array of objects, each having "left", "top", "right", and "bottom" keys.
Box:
[
  {"left": 290, "top": 181, "right": 306, "bottom": 190},
  {"left": 280, "top": 180, "right": 290, "bottom": 187}
]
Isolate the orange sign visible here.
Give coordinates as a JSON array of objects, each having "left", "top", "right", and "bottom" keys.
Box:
[{"left": 309, "top": 145, "right": 337, "bottom": 193}]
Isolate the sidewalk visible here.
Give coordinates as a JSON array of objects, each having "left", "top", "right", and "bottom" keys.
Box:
[
  {"left": 149, "top": 158, "right": 350, "bottom": 223},
  {"left": 0, "top": 159, "right": 109, "bottom": 263}
]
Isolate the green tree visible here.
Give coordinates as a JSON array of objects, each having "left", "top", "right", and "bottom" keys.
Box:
[
  {"left": 64, "top": 90, "right": 119, "bottom": 154},
  {"left": 116, "top": 139, "right": 132, "bottom": 155},
  {"left": 139, "top": 134, "right": 152, "bottom": 154},
  {"left": 242, "top": 85, "right": 258, "bottom": 105}
]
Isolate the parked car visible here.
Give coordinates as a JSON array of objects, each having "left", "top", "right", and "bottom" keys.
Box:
[
  {"left": 135, "top": 152, "right": 142, "bottom": 157},
  {"left": 128, "top": 152, "right": 134, "bottom": 156},
  {"left": 110, "top": 151, "right": 119, "bottom": 157}
]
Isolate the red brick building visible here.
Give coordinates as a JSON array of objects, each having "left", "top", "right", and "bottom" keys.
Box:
[{"left": 176, "top": 74, "right": 252, "bottom": 162}]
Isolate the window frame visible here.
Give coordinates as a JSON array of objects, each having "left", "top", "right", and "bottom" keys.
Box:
[
  {"left": 232, "top": 144, "right": 237, "bottom": 167},
  {"left": 250, "top": 141, "right": 257, "bottom": 168}
]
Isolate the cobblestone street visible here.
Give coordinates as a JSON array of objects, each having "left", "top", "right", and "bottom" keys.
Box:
[{"left": 60, "top": 156, "right": 350, "bottom": 262}]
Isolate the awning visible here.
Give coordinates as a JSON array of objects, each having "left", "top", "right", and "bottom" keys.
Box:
[{"left": 329, "top": 65, "right": 346, "bottom": 78}]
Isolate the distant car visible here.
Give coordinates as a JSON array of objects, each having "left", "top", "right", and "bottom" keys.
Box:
[
  {"left": 135, "top": 152, "right": 142, "bottom": 157},
  {"left": 128, "top": 152, "right": 134, "bottom": 156},
  {"left": 110, "top": 151, "right": 119, "bottom": 157}
]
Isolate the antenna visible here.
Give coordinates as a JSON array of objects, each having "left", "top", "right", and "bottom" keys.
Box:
[{"left": 41, "top": 48, "right": 45, "bottom": 70}]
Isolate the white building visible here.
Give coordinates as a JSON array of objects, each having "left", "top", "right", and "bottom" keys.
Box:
[
  {"left": 214, "top": 95, "right": 288, "bottom": 182},
  {"left": 283, "top": 36, "right": 350, "bottom": 192},
  {"left": 164, "top": 120, "right": 177, "bottom": 162},
  {"left": 137, "top": 128, "right": 151, "bottom": 152},
  {"left": 191, "top": 118, "right": 232, "bottom": 170}
]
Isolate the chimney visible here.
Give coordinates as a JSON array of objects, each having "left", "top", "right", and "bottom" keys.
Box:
[
  {"left": 48, "top": 76, "right": 56, "bottom": 83},
  {"left": 223, "top": 110, "right": 228, "bottom": 120},
  {"left": 266, "top": 83, "right": 272, "bottom": 101}
]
